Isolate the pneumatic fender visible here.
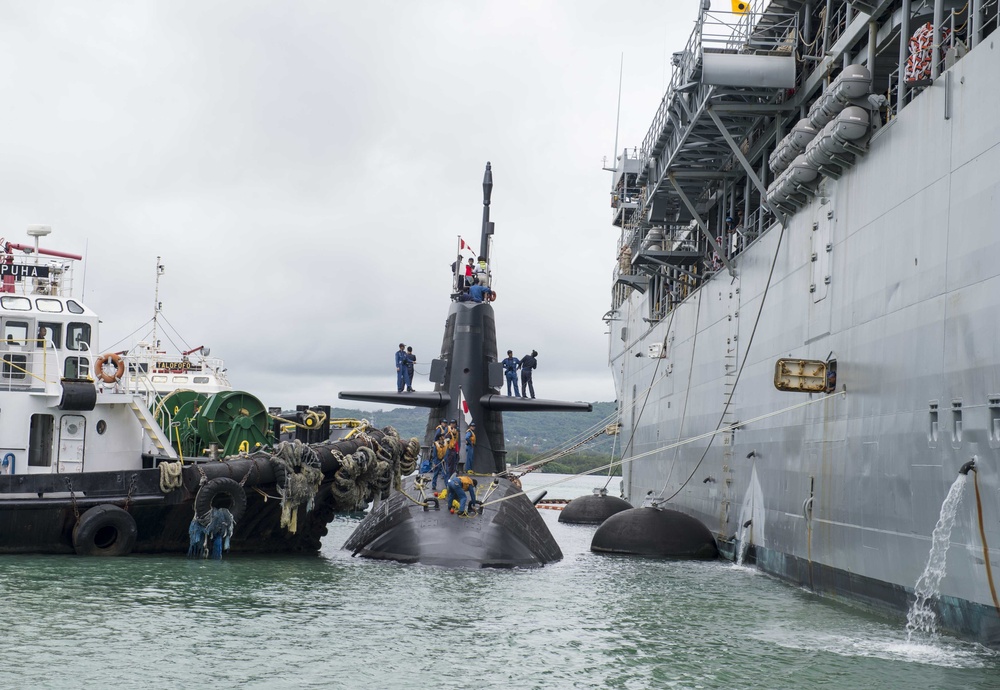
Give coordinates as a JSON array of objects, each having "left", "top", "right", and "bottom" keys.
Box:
[
  {"left": 72, "top": 504, "right": 138, "bottom": 557},
  {"left": 194, "top": 477, "right": 247, "bottom": 522}
]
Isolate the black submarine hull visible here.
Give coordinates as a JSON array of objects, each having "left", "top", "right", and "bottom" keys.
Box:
[
  {"left": 343, "top": 476, "right": 561, "bottom": 568},
  {"left": 340, "top": 162, "right": 583, "bottom": 568}
]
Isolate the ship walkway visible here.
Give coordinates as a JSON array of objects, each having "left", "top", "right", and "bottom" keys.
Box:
[
  {"left": 614, "top": 3, "right": 800, "bottom": 317},
  {"left": 611, "top": 0, "right": 999, "bottom": 322}
]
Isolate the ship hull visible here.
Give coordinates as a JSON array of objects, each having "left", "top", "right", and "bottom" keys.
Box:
[
  {"left": 344, "top": 476, "right": 562, "bottom": 568},
  {"left": 0, "top": 430, "right": 410, "bottom": 556},
  {"left": 610, "top": 18, "right": 1000, "bottom": 643}
]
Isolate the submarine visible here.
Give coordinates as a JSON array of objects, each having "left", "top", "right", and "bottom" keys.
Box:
[{"left": 340, "top": 162, "right": 591, "bottom": 567}]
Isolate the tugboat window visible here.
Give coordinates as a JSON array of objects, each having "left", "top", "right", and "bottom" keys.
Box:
[
  {"left": 34, "top": 299, "right": 63, "bottom": 313},
  {"left": 66, "top": 323, "right": 91, "bottom": 351},
  {"left": 28, "top": 414, "right": 54, "bottom": 467},
  {"left": 2, "top": 355, "right": 27, "bottom": 379},
  {"left": 64, "top": 356, "right": 89, "bottom": 379},
  {"left": 65, "top": 300, "right": 85, "bottom": 315},
  {"left": 39, "top": 322, "right": 61, "bottom": 348},
  {"left": 3, "top": 320, "right": 30, "bottom": 345},
  {"left": 0, "top": 296, "right": 30, "bottom": 311},
  {"left": 194, "top": 376, "right": 209, "bottom": 384}
]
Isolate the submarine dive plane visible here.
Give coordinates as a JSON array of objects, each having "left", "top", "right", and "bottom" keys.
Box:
[{"left": 340, "top": 162, "right": 591, "bottom": 568}]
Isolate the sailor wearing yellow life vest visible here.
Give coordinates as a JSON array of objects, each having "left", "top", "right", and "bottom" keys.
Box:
[
  {"left": 445, "top": 475, "right": 478, "bottom": 515},
  {"left": 445, "top": 420, "right": 460, "bottom": 475},
  {"left": 431, "top": 437, "right": 447, "bottom": 491}
]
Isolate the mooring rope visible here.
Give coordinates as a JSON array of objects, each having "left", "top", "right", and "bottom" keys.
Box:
[
  {"left": 480, "top": 389, "right": 846, "bottom": 508},
  {"left": 158, "top": 460, "right": 184, "bottom": 493}
]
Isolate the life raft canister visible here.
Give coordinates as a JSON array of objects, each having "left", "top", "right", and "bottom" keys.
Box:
[{"left": 95, "top": 352, "right": 125, "bottom": 383}]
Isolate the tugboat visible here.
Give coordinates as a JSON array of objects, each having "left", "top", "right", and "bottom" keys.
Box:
[
  {"left": 123, "top": 256, "right": 231, "bottom": 398},
  {"left": 0, "top": 227, "right": 418, "bottom": 556},
  {"left": 341, "top": 163, "right": 592, "bottom": 567}
]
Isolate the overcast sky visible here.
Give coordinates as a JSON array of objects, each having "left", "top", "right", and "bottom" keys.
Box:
[{"left": 0, "top": 1, "right": 693, "bottom": 411}]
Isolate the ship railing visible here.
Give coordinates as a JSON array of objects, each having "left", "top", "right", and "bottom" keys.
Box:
[
  {"left": 124, "top": 367, "right": 163, "bottom": 409},
  {"left": 883, "top": 1, "right": 993, "bottom": 120},
  {"left": 741, "top": 205, "right": 776, "bottom": 250},
  {"left": 701, "top": 7, "right": 797, "bottom": 55},
  {"left": 636, "top": 4, "right": 798, "bottom": 203},
  {"left": 820, "top": 1, "right": 851, "bottom": 56},
  {"left": 0, "top": 339, "right": 62, "bottom": 393},
  {"left": 0, "top": 262, "right": 76, "bottom": 299},
  {"left": 638, "top": 8, "right": 706, "bottom": 162}
]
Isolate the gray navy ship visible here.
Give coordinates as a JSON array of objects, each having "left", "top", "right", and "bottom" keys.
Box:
[{"left": 607, "top": 1, "right": 1000, "bottom": 645}]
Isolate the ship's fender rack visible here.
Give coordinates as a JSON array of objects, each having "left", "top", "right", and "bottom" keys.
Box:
[{"left": 766, "top": 65, "right": 880, "bottom": 215}]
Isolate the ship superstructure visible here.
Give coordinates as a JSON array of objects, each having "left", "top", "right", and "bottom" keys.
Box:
[{"left": 608, "top": 1, "right": 1000, "bottom": 644}]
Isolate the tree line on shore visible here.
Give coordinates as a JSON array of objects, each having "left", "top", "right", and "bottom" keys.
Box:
[{"left": 326, "top": 402, "right": 621, "bottom": 475}]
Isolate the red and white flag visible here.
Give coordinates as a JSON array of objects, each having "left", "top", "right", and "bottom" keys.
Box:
[
  {"left": 459, "top": 237, "right": 476, "bottom": 256},
  {"left": 458, "top": 387, "right": 473, "bottom": 425}
]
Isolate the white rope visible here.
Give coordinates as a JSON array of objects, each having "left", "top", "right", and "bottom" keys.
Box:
[{"left": 158, "top": 460, "right": 184, "bottom": 493}]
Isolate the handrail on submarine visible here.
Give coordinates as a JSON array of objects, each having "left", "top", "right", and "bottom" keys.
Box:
[{"left": 338, "top": 390, "right": 592, "bottom": 413}]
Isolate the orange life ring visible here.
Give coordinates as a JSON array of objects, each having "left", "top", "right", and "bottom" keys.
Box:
[
  {"left": 488, "top": 290, "right": 497, "bottom": 302},
  {"left": 96, "top": 353, "right": 125, "bottom": 383}
]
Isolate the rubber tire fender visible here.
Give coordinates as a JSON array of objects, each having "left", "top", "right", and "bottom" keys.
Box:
[
  {"left": 72, "top": 504, "right": 137, "bottom": 556},
  {"left": 270, "top": 458, "right": 288, "bottom": 490},
  {"left": 194, "top": 477, "right": 247, "bottom": 522}
]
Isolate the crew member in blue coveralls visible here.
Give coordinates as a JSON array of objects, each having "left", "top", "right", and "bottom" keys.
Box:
[
  {"left": 395, "top": 343, "right": 411, "bottom": 393},
  {"left": 446, "top": 475, "right": 478, "bottom": 515},
  {"left": 405, "top": 346, "right": 416, "bottom": 392},
  {"left": 464, "top": 422, "right": 476, "bottom": 472},
  {"left": 502, "top": 350, "right": 520, "bottom": 396},
  {"left": 468, "top": 282, "right": 493, "bottom": 303},
  {"left": 519, "top": 350, "right": 537, "bottom": 399}
]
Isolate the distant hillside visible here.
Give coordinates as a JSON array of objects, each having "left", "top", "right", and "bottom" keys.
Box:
[{"left": 326, "top": 401, "right": 619, "bottom": 453}]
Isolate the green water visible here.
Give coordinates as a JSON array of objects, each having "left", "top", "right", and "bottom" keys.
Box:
[{"left": 1, "top": 474, "right": 996, "bottom": 689}]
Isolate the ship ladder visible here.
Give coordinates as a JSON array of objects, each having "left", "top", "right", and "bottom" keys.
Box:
[{"left": 127, "top": 399, "right": 179, "bottom": 460}]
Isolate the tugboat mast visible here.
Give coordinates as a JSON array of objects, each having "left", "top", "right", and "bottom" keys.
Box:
[{"left": 152, "top": 256, "right": 164, "bottom": 350}]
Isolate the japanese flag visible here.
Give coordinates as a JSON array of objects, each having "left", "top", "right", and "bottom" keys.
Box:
[{"left": 459, "top": 387, "right": 473, "bottom": 425}]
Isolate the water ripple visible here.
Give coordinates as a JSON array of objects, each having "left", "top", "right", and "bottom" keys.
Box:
[{"left": 0, "top": 475, "right": 998, "bottom": 689}]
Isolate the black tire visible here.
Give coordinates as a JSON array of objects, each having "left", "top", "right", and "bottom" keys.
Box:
[
  {"left": 194, "top": 477, "right": 247, "bottom": 522},
  {"left": 72, "top": 504, "right": 137, "bottom": 557},
  {"left": 270, "top": 458, "right": 288, "bottom": 489}
]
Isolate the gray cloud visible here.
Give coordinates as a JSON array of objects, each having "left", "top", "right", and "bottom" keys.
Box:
[{"left": 0, "top": 0, "right": 691, "bottom": 410}]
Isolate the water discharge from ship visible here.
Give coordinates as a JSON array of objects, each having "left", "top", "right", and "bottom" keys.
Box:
[
  {"left": 905, "top": 471, "right": 970, "bottom": 640},
  {"left": 735, "top": 518, "right": 752, "bottom": 567}
]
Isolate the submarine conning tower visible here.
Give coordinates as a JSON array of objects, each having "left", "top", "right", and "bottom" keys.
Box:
[
  {"left": 423, "top": 299, "right": 505, "bottom": 473},
  {"left": 340, "top": 161, "right": 592, "bottom": 474},
  {"left": 337, "top": 162, "right": 591, "bottom": 569}
]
